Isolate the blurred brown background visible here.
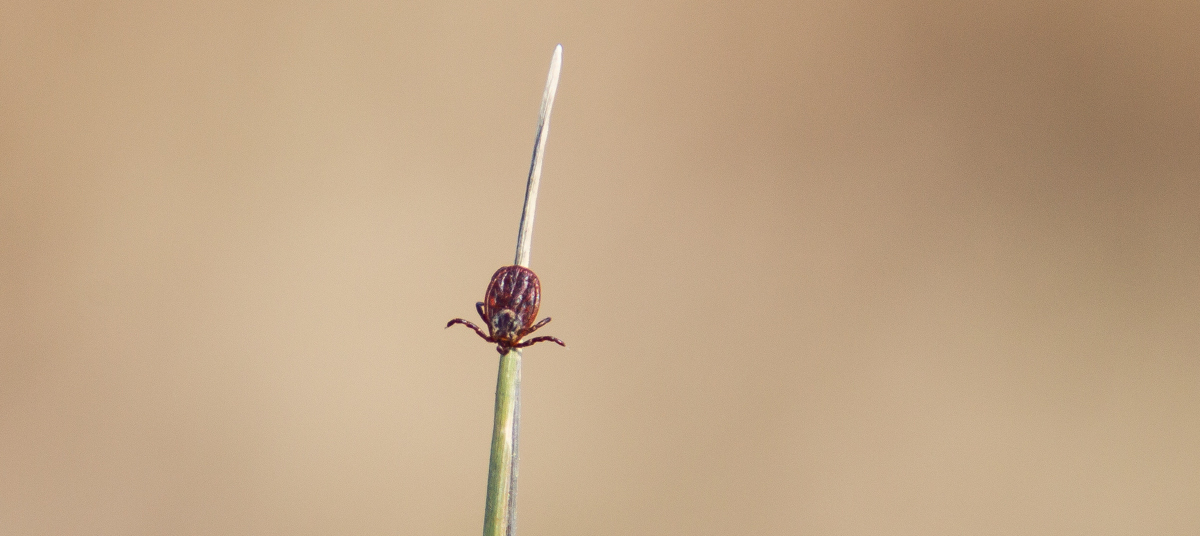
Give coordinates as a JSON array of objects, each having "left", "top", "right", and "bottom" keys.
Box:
[{"left": 2, "top": 1, "right": 1198, "bottom": 534}]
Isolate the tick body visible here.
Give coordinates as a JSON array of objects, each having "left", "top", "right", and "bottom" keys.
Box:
[{"left": 447, "top": 265, "right": 566, "bottom": 354}]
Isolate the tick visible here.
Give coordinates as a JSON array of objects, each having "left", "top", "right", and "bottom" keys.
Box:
[{"left": 447, "top": 265, "right": 566, "bottom": 354}]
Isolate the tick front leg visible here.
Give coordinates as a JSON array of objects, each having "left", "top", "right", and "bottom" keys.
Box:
[
  {"left": 514, "top": 335, "right": 566, "bottom": 349},
  {"left": 524, "top": 316, "right": 552, "bottom": 336},
  {"left": 446, "top": 318, "right": 492, "bottom": 342}
]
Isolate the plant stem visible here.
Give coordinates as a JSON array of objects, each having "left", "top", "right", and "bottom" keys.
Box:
[
  {"left": 482, "top": 44, "right": 562, "bottom": 536},
  {"left": 514, "top": 44, "right": 563, "bottom": 269},
  {"left": 481, "top": 348, "right": 520, "bottom": 536}
]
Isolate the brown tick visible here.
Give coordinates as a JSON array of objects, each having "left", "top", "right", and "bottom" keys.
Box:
[{"left": 447, "top": 265, "right": 566, "bottom": 354}]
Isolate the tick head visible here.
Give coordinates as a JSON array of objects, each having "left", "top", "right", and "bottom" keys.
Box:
[{"left": 489, "top": 308, "right": 522, "bottom": 345}]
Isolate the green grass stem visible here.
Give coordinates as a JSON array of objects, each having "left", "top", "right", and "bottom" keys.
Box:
[{"left": 482, "top": 44, "right": 562, "bottom": 536}]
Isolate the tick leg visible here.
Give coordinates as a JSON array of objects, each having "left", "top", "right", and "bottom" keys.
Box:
[
  {"left": 514, "top": 335, "right": 566, "bottom": 349},
  {"left": 447, "top": 318, "right": 491, "bottom": 342},
  {"left": 524, "top": 316, "right": 552, "bottom": 336},
  {"left": 475, "top": 302, "right": 488, "bottom": 323}
]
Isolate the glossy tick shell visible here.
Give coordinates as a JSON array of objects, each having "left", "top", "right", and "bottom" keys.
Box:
[{"left": 447, "top": 265, "right": 566, "bottom": 354}]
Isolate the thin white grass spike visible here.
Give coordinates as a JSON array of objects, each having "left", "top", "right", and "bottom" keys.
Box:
[{"left": 514, "top": 44, "right": 563, "bottom": 269}]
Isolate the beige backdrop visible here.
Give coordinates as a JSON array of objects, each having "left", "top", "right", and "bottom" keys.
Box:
[{"left": 2, "top": 1, "right": 1198, "bottom": 534}]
